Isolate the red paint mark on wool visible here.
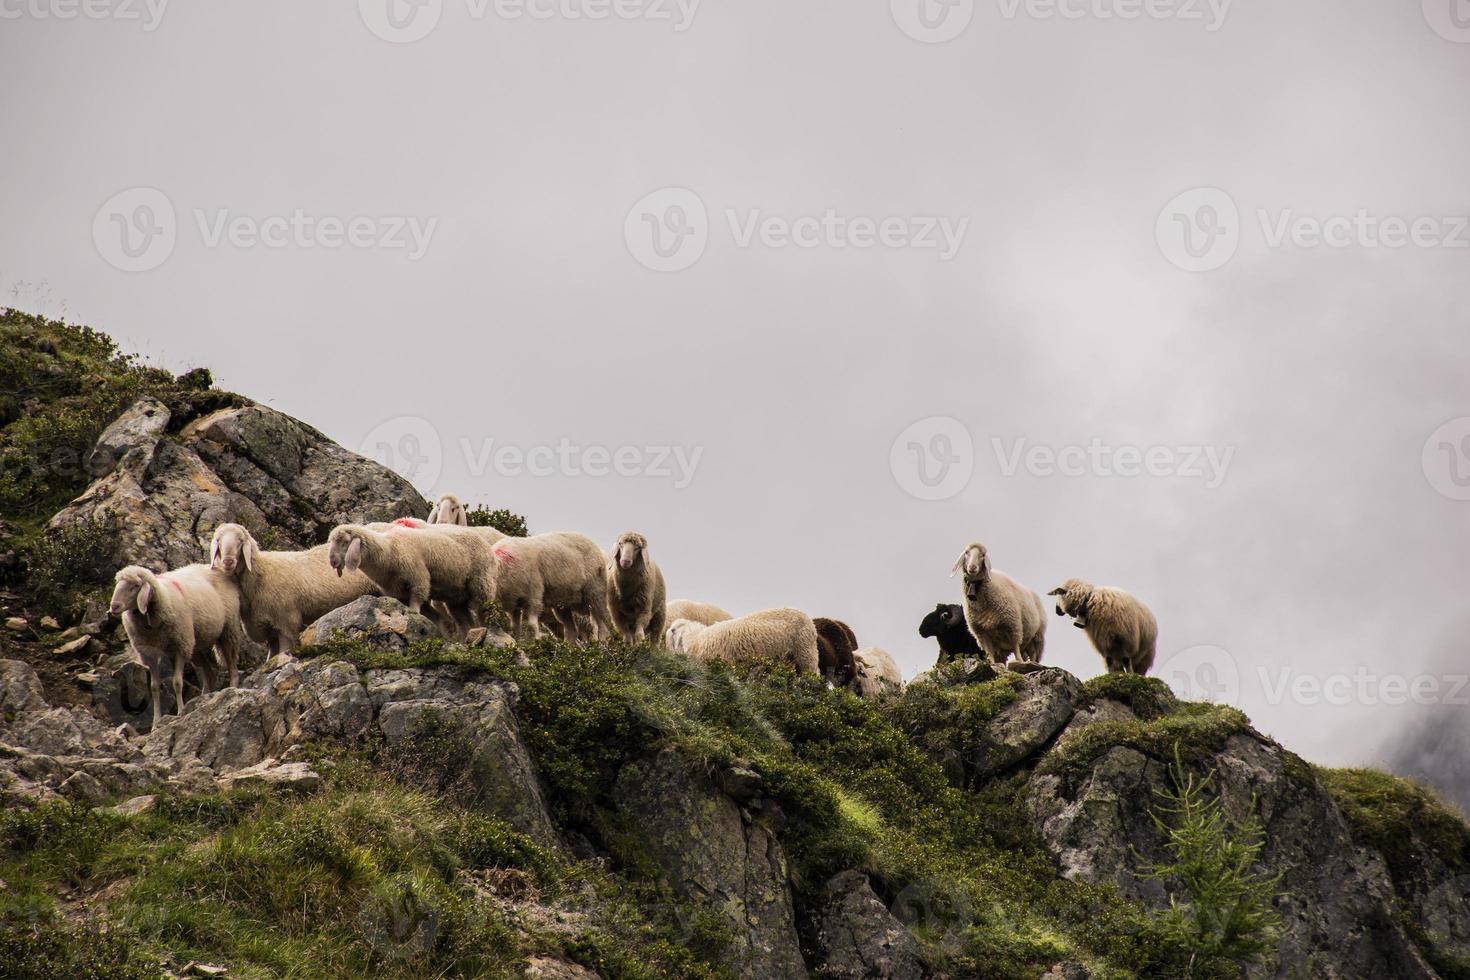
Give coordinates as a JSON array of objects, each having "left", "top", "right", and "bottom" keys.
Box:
[
  {"left": 493, "top": 545, "right": 518, "bottom": 565},
  {"left": 394, "top": 518, "right": 425, "bottom": 528}
]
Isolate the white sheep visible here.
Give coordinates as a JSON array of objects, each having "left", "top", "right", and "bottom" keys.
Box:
[
  {"left": 427, "top": 493, "right": 469, "bottom": 526},
  {"left": 208, "top": 523, "right": 379, "bottom": 655},
  {"left": 664, "top": 599, "right": 733, "bottom": 627},
  {"left": 481, "top": 531, "right": 613, "bottom": 641},
  {"left": 848, "top": 646, "right": 903, "bottom": 699},
  {"left": 608, "top": 531, "right": 667, "bottom": 644},
  {"left": 664, "top": 607, "right": 820, "bottom": 675},
  {"left": 110, "top": 564, "right": 246, "bottom": 726},
  {"left": 951, "top": 542, "right": 1046, "bottom": 666},
  {"left": 326, "top": 522, "right": 496, "bottom": 635},
  {"left": 1047, "top": 578, "right": 1158, "bottom": 675}
]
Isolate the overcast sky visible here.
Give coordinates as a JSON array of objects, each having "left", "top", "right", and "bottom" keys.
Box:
[{"left": 2, "top": 0, "right": 1468, "bottom": 776}]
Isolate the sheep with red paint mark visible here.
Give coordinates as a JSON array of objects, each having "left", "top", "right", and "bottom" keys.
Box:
[
  {"left": 209, "top": 522, "right": 379, "bottom": 656},
  {"left": 326, "top": 521, "right": 497, "bottom": 635},
  {"left": 109, "top": 563, "right": 246, "bottom": 726},
  {"left": 482, "top": 531, "right": 613, "bottom": 642}
]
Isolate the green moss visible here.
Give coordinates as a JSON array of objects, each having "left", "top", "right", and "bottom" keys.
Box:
[
  {"left": 1317, "top": 766, "right": 1470, "bottom": 880},
  {"left": 319, "top": 640, "right": 1196, "bottom": 977},
  {"left": 1076, "top": 673, "right": 1179, "bottom": 721},
  {"left": 1036, "top": 703, "right": 1254, "bottom": 790}
]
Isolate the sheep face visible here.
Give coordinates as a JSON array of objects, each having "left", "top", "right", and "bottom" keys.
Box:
[
  {"left": 665, "top": 618, "right": 702, "bottom": 653},
  {"left": 110, "top": 569, "right": 153, "bottom": 617},
  {"left": 327, "top": 528, "right": 364, "bottom": 577},
  {"left": 209, "top": 523, "right": 257, "bottom": 574},
  {"left": 952, "top": 543, "right": 991, "bottom": 599},
  {"left": 428, "top": 494, "right": 467, "bottom": 526},
  {"left": 919, "top": 603, "right": 964, "bottom": 638},
  {"left": 613, "top": 532, "right": 649, "bottom": 570},
  {"left": 1047, "top": 580, "right": 1092, "bottom": 624}
]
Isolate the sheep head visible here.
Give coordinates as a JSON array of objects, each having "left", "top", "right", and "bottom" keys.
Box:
[
  {"left": 327, "top": 526, "right": 366, "bottom": 577},
  {"left": 110, "top": 567, "right": 154, "bottom": 617},
  {"left": 952, "top": 543, "right": 992, "bottom": 600},
  {"left": 209, "top": 523, "right": 258, "bottom": 575},
  {"left": 1048, "top": 579, "right": 1092, "bottom": 624},
  {"left": 428, "top": 494, "right": 467, "bottom": 526},
  {"left": 613, "top": 531, "right": 649, "bottom": 570},
  {"left": 665, "top": 618, "right": 704, "bottom": 653}
]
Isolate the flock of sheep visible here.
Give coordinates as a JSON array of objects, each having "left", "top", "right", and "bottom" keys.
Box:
[{"left": 107, "top": 493, "right": 1160, "bottom": 726}]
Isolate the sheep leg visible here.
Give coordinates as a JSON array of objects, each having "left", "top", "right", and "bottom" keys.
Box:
[
  {"left": 148, "top": 663, "right": 164, "bottom": 728},
  {"left": 171, "top": 651, "right": 187, "bottom": 717}
]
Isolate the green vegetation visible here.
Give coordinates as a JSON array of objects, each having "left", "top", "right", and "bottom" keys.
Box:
[
  {"left": 0, "top": 309, "right": 245, "bottom": 613},
  {"left": 0, "top": 757, "right": 731, "bottom": 979},
  {"left": 1318, "top": 766, "right": 1470, "bottom": 978},
  {"left": 329, "top": 638, "right": 1240, "bottom": 978},
  {"left": 466, "top": 504, "right": 530, "bottom": 538},
  {"left": 1144, "top": 746, "right": 1281, "bottom": 978}
]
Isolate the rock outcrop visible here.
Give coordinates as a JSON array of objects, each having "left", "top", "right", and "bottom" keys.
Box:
[
  {"left": 612, "top": 748, "right": 807, "bottom": 979},
  {"left": 50, "top": 397, "right": 427, "bottom": 570}
]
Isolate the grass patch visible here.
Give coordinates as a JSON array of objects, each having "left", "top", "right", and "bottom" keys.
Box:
[{"left": 322, "top": 638, "right": 1199, "bottom": 977}]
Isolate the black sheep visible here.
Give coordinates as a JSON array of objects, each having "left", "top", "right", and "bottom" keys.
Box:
[{"left": 918, "top": 603, "right": 981, "bottom": 663}]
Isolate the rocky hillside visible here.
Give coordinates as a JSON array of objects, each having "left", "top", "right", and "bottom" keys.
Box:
[{"left": 1, "top": 310, "right": 1467, "bottom": 980}]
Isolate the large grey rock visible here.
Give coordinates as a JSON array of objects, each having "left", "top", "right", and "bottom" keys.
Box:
[
  {"left": 813, "top": 871, "right": 924, "bottom": 980},
  {"left": 370, "top": 670, "right": 560, "bottom": 848},
  {"left": 50, "top": 399, "right": 427, "bottom": 571},
  {"left": 137, "top": 657, "right": 559, "bottom": 848},
  {"left": 1026, "top": 725, "right": 1437, "bottom": 980},
  {"left": 971, "top": 667, "right": 1081, "bottom": 778},
  {"left": 612, "top": 748, "right": 805, "bottom": 980},
  {"left": 300, "top": 596, "right": 437, "bottom": 652},
  {"left": 85, "top": 396, "right": 171, "bottom": 478}
]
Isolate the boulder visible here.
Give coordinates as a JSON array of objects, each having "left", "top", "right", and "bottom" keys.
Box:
[
  {"left": 971, "top": 667, "right": 1081, "bottom": 778},
  {"left": 216, "top": 758, "right": 321, "bottom": 794},
  {"left": 50, "top": 399, "right": 427, "bottom": 572},
  {"left": 300, "top": 596, "right": 437, "bottom": 652},
  {"left": 612, "top": 748, "right": 805, "bottom": 979},
  {"left": 1026, "top": 720, "right": 1437, "bottom": 979},
  {"left": 812, "top": 870, "right": 924, "bottom": 980}
]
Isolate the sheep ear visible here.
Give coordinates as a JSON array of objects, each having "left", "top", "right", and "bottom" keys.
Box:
[
  {"left": 137, "top": 581, "right": 152, "bottom": 615},
  {"left": 244, "top": 537, "right": 257, "bottom": 572},
  {"left": 980, "top": 554, "right": 991, "bottom": 576},
  {"left": 640, "top": 543, "right": 649, "bottom": 563},
  {"left": 949, "top": 554, "right": 965, "bottom": 577},
  {"left": 209, "top": 537, "right": 221, "bottom": 569},
  {"left": 1047, "top": 587, "right": 1064, "bottom": 596},
  {"left": 344, "top": 537, "right": 363, "bottom": 572},
  {"left": 427, "top": 504, "right": 438, "bottom": 523}
]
